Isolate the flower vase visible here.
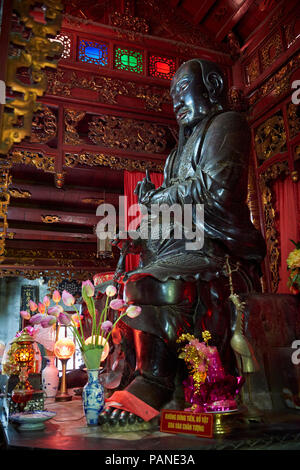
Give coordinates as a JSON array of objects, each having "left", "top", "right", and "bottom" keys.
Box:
[
  {"left": 82, "top": 369, "right": 104, "bottom": 426},
  {"left": 42, "top": 355, "right": 59, "bottom": 398}
]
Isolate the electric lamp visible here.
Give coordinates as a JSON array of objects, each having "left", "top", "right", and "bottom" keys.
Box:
[
  {"left": 54, "top": 338, "right": 75, "bottom": 402},
  {"left": 84, "top": 336, "right": 110, "bottom": 363},
  {"left": 11, "top": 331, "right": 35, "bottom": 411}
]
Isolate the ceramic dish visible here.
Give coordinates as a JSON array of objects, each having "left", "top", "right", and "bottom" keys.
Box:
[{"left": 9, "top": 410, "right": 56, "bottom": 431}]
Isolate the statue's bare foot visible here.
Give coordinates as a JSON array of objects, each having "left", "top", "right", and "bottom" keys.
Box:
[{"left": 98, "top": 406, "right": 157, "bottom": 432}]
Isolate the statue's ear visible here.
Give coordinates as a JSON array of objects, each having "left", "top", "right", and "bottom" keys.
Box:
[{"left": 206, "top": 71, "right": 224, "bottom": 104}]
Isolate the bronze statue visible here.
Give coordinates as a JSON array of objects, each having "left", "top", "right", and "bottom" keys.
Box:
[{"left": 99, "top": 59, "right": 266, "bottom": 427}]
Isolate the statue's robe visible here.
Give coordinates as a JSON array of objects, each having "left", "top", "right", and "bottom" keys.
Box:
[{"left": 120, "top": 110, "right": 266, "bottom": 362}]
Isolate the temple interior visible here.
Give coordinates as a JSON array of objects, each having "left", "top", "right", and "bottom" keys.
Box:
[{"left": 0, "top": 0, "right": 299, "bottom": 453}]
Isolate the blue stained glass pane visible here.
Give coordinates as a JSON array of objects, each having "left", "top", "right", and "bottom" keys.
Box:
[
  {"left": 85, "top": 46, "right": 102, "bottom": 60},
  {"left": 78, "top": 39, "right": 108, "bottom": 66}
]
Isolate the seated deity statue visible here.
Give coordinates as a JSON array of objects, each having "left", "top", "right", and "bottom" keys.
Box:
[{"left": 98, "top": 58, "right": 266, "bottom": 428}]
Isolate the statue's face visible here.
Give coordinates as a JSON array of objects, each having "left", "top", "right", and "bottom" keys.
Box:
[{"left": 170, "top": 61, "right": 211, "bottom": 129}]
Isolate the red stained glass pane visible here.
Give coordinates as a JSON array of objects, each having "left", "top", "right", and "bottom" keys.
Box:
[
  {"left": 155, "top": 61, "right": 170, "bottom": 74},
  {"left": 149, "top": 55, "right": 175, "bottom": 80}
]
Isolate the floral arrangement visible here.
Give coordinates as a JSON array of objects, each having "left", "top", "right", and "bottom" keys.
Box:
[
  {"left": 20, "top": 280, "right": 141, "bottom": 369},
  {"left": 177, "top": 331, "right": 211, "bottom": 395},
  {"left": 287, "top": 240, "right": 300, "bottom": 294},
  {"left": 177, "top": 330, "right": 244, "bottom": 413}
]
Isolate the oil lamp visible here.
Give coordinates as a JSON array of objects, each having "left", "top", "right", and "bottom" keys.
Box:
[
  {"left": 54, "top": 338, "right": 75, "bottom": 402},
  {"left": 11, "top": 331, "right": 35, "bottom": 411}
]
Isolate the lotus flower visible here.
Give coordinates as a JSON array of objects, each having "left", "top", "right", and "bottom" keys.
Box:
[
  {"left": 58, "top": 312, "right": 71, "bottom": 326},
  {"left": 41, "top": 315, "right": 57, "bottom": 328},
  {"left": 29, "top": 300, "right": 38, "bottom": 312},
  {"left": 48, "top": 305, "right": 63, "bottom": 316},
  {"left": 125, "top": 305, "right": 142, "bottom": 318},
  {"left": 62, "top": 290, "right": 75, "bottom": 306},
  {"left": 109, "top": 298, "right": 126, "bottom": 310},
  {"left": 82, "top": 280, "right": 95, "bottom": 297},
  {"left": 101, "top": 320, "right": 113, "bottom": 333},
  {"left": 38, "top": 302, "right": 46, "bottom": 314},
  {"left": 29, "top": 314, "right": 44, "bottom": 325},
  {"left": 71, "top": 313, "right": 83, "bottom": 328},
  {"left": 20, "top": 310, "right": 30, "bottom": 320},
  {"left": 43, "top": 296, "right": 51, "bottom": 307},
  {"left": 52, "top": 290, "right": 61, "bottom": 303},
  {"left": 105, "top": 285, "right": 117, "bottom": 297}
]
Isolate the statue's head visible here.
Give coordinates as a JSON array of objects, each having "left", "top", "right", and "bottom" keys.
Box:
[{"left": 170, "top": 59, "right": 226, "bottom": 129}]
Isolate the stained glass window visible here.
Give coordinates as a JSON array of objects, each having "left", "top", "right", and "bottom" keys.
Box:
[
  {"left": 149, "top": 55, "right": 176, "bottom": 80},
  {"left": 50, "top": 34, "right": 72, "bottom": 59},
  {"left": 78, "top": 39, "right": 108, "bottom": 66},
  {"left": 114, "top": 48, "right": 143, "bottom": 74}
]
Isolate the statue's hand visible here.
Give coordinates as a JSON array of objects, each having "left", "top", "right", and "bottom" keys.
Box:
[
  {"left": 134, "top": 169, "right": 156, "bottom": 204},
  {"left": 112, "top": 231, "right": 143, "bottom": 254}
]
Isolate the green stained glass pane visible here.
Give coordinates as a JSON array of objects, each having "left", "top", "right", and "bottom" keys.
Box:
[{"left": 115, "top": 48, "right": 143, "bottom": 74}]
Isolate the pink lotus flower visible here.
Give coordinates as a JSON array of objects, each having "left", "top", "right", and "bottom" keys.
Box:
[
  {"left": 40, "top": 315, "right": 57, "bottom": 328},
  {"left": 29, "top": 300, "right": 38, "bottom": 312},
  {"left": 43, "top": 296, "right": 51, "bottom": 307},
  {"left": 29, "top": 314, "right": 44, "bottom": 325},
  {"left": 105, "top": 285, "right": 117, "bottom": 297},
  {"left": 82, "top": 280, "right": 95, "bottom": 297},
  {"left": 125, "top": 305, "right": 142, "bottom": 318},
  {"left": 62, "top": 290, "right": 75, "bottom": 306},
  {"left": 58, "top": 312, "right": 71, "bottom": 326},
  {"left": 52, "top": 290, "right": 61, "bottom": 303},
  {"left": 38, "top": 302, "right": 46, "bottom": 314},
  {"left": 101, "top": 320, "right": 113, "bottom": 333},
  {"left": 20, "top": 310, "right": 30, "bottom": 320},
  {"left": 109, "top": 298, "right": 126, "bottom": 310},
  {"left": 48, "top": 305, "right": 63, "bottom": 316},
  {"left": 71, "top": 313, "right": 83, "bottom": 328}
]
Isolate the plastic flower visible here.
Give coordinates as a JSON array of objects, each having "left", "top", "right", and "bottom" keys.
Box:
[
  {"left": 82, "top": 280, "right": 95, "bottom": 297},
  {"left": 287, "top": 249, "right": 300, "bottom": 269},
  {"left": 58, "top": 312, "right": 72, "bottom": 326},
  {"left": 62, "top": 290, "right": 75, "bottom": 306},
  {"left": 43, "top": 296, "right": 51, "bottom": 307},
  {"left": 29, "top": 300, "right": 38, "bottom": 312},
  {"left": 29, "top": 314, "right": 44, "bottom": 325},
  {"left": 48, "top": 305, "right": 63, "bottom": 316},
  {"left": 71, "top": 313, "right": 83, "bottom": 328},
  {"left": 109, "top": 298, "right": 126, "bottom": 310},
  {"left": 101, "top": 320, "right": 113, "bottom": 333},
  {"left": 52, "top": 290, "right": 61, "bottom": 303},
  {"left": 38, "top": 302, "right": 46, "bottom": 314},
  {"left": 125, "top": 305, "right": 142, "bottom": 318},
  {"left": 20, "top": 310, "right": 30, "bottom": 320},
  {"left": 105, "top": 285, "right": 117, "bottom": 297},
  {"left": 41, "top": 315, "right": 57, "bottom": 328}
]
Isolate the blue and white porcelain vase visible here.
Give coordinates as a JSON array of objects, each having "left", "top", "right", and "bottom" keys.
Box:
[
  {"left": 82, "top": 369, "right": 104, "bottom": 426},
  {"left": 42, "top": 355, "right": 59, "bottom": 398}
]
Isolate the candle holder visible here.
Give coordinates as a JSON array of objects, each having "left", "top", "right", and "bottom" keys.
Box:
[{"left": 54, "top": 338, "right": 75, "bottom": 402}]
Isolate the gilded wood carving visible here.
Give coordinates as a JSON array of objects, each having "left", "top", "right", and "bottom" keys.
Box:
[{"left": 0, "top": 0, "right": 63, "bottom": 155}]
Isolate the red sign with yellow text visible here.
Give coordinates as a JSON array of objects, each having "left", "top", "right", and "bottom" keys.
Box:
[{"left": 160, "top": 409, "right": 213, "bottom": 438}]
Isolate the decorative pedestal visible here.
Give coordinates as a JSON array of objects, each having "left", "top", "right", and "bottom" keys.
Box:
[
  {"left": 212, "top": 408, "right": 245, "bottom": 436},
  {"left": 82, "top": 369, "right": 104, "bottom": 426},
  {"left": 42, "top": 356, "right": 59, "bottom": 398}
]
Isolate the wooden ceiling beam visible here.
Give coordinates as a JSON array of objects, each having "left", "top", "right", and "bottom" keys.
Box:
[
  {"left": 8, "top": 206, "right": 100, "bottom": 226},
  {"left": 192, "top": 0, "right": 217, "bottom": 26},
  {"left": 9, "top": 182, "right": 121, "bottom": 208},
  {"left": 7, "top": 228, "right": 97, "bottom": 242},
  {"left": 215, "top": 0, "right": 256, "bottom": 41}
]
